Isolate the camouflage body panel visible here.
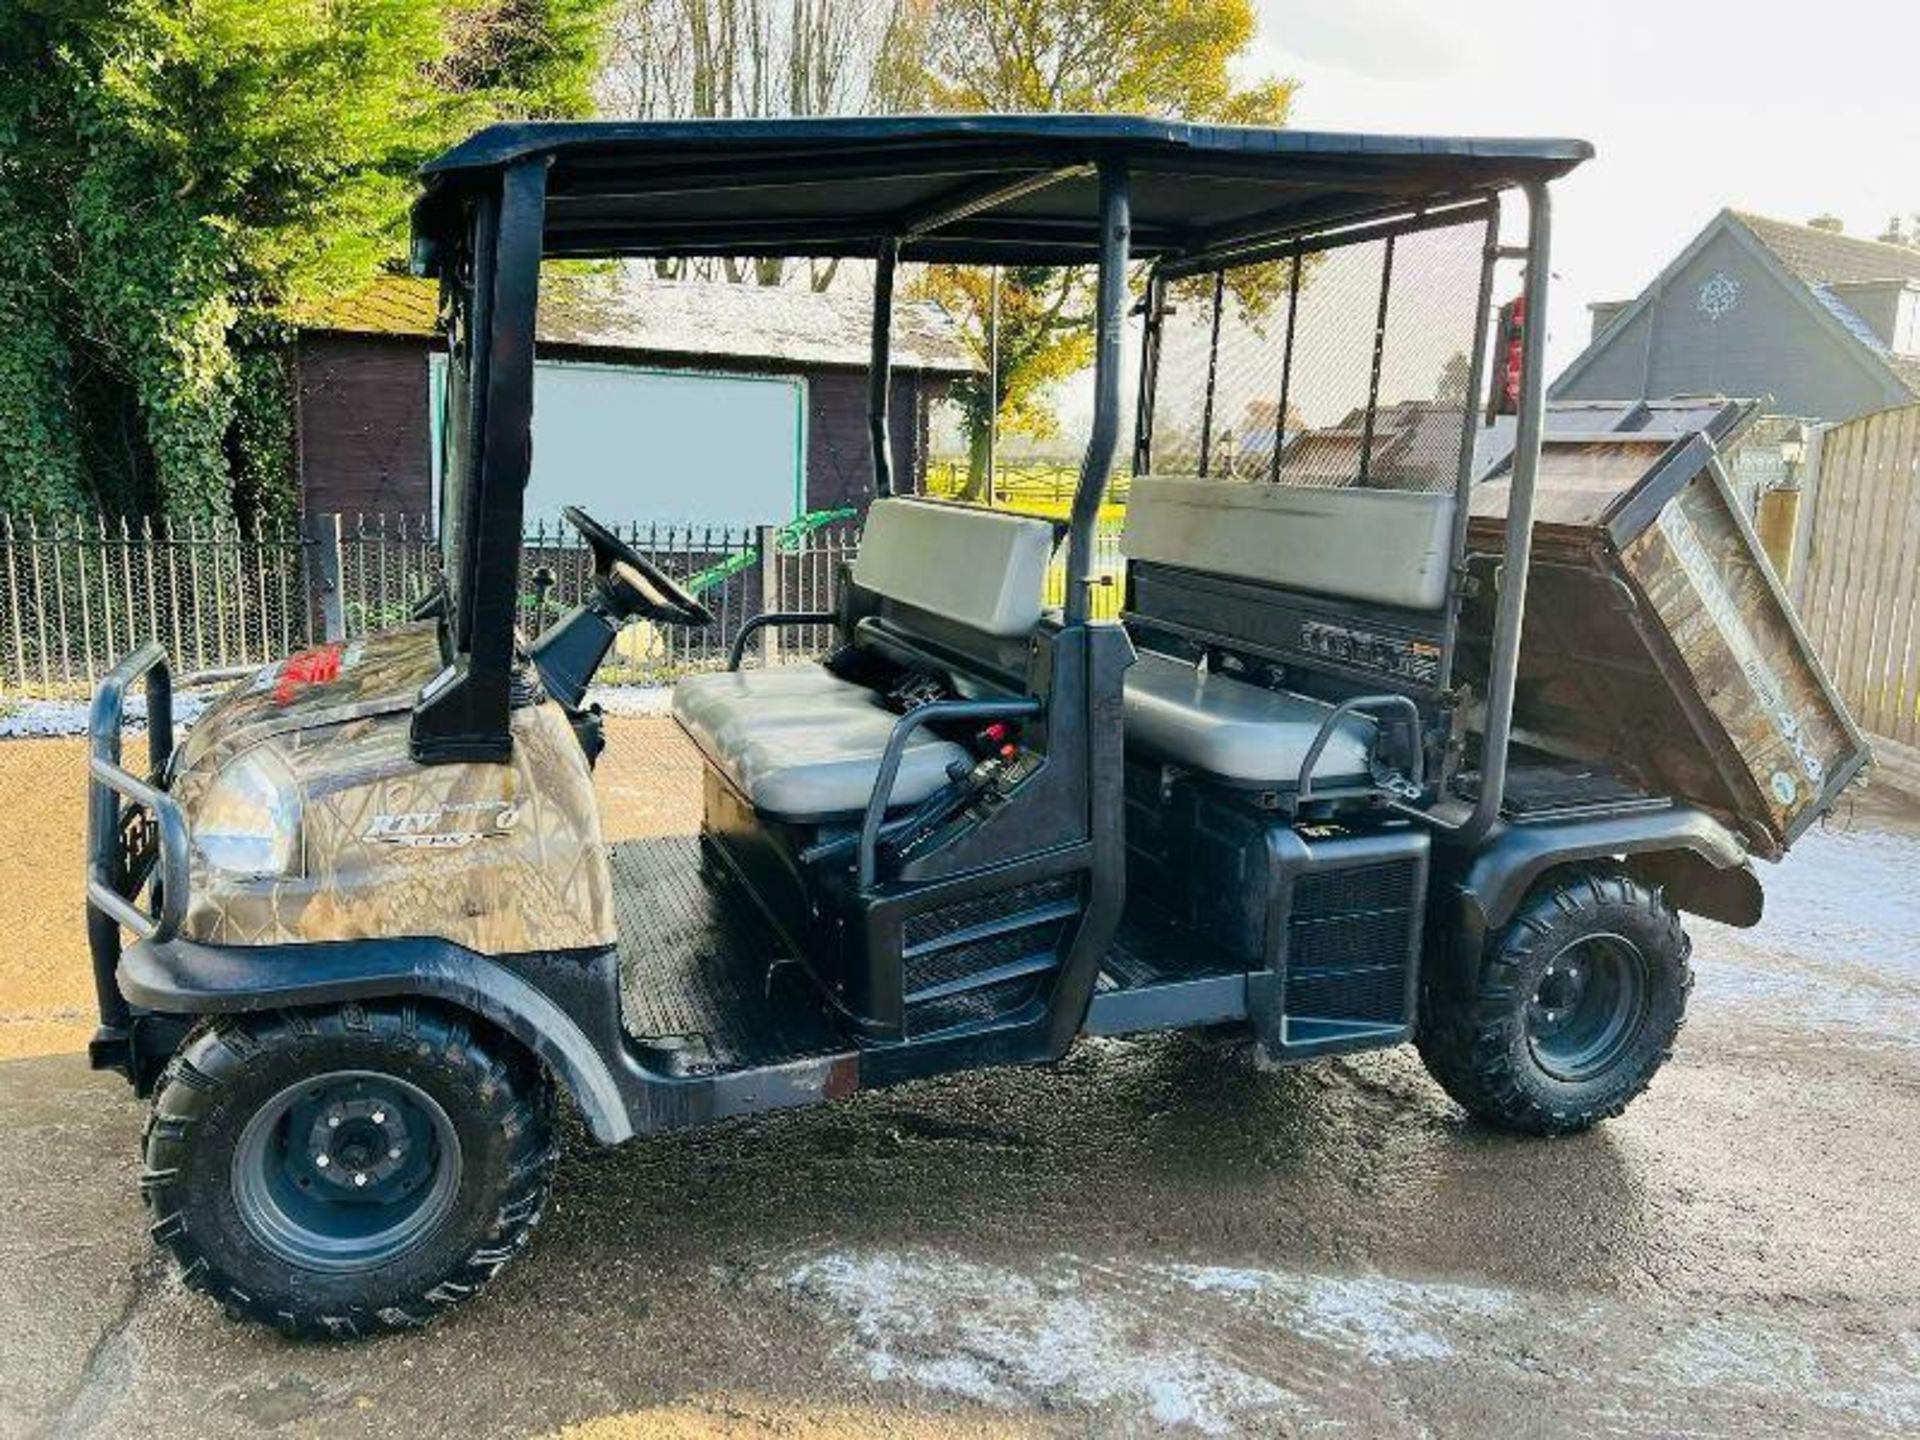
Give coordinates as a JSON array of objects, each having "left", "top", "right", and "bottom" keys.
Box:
[
  {"left": 175, "top": 624, "right": 446, "bottom": 775},
  {"left": 170, "top": 627, "right": 614, "bottom": 954}
]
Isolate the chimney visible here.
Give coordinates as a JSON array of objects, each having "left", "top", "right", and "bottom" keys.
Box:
[{"left": 1588, "top": 299, "right": 1632, "bottom": 341}]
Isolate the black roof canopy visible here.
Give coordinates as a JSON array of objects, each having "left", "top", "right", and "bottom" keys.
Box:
[{"left": 413, "top": 115, "right": 1591, "bottom": 269}]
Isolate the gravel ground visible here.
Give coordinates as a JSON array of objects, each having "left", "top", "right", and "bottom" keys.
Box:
[{"left": 2, "top": 720, "right": 1917, "bottom": 1438}]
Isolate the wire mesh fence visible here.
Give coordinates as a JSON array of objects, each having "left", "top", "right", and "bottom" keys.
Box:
[{"left": 1145, "top": 207, "right": 1495, "bottom": 494}]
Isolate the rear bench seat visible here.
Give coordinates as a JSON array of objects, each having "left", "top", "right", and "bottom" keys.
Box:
[
  {"left": 1124, "top": 651, "right": 1375, "bottom": 788},
  {"left": 1116, "top": 475, "right": 1457, "bottom": 792},
  {"left": 672, "top": 499, "right": 1054, "bottom": 821}
]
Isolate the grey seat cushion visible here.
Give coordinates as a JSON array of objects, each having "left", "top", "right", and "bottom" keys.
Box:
[
  {"left": 672, "top": 665, "right": 969, "bottom": 819},
  {"left": 1123, "top": 651, "right": 1375, "bottom": 787}
]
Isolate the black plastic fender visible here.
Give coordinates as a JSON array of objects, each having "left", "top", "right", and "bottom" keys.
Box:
[
  {"left": 118, "top": 936, "right": 637, "bottom": 1143},
  {"left": 1443, "top": 804, "right": 1763, "bottom": 952}
]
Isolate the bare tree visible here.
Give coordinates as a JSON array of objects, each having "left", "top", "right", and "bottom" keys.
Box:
[{"left": 599, "top": 0, "right": 914, "bottom": 287}]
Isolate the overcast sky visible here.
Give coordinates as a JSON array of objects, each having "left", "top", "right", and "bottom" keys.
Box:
[{"left": 1249, "top": 0, "right": 1920, "bottom": 378}]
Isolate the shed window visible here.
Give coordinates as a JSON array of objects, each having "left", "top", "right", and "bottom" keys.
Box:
[{"left": 431, "top": 355, "right": 805, "bottom": 528}]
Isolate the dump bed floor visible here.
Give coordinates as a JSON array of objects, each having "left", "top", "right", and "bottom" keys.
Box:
[
  {"left": 1459, "top": 759, "right": 1668, "bottom": 821},
  {"left": 611, "top": 835, "right": 848, "bottom": 1076}
]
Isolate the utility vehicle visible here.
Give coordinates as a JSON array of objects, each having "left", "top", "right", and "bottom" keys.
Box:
[{"left": 83, "top": 117, "right": 1868, "bottom": 1336}]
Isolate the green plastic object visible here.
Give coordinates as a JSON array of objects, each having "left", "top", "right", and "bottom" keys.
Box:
[{"left": 685, "top": 507, "right": 858, "bottom": 595}]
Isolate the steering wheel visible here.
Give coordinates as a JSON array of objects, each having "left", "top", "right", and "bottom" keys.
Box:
[{"left": 561, "top": 505, "right": 714, "bottom": 628}]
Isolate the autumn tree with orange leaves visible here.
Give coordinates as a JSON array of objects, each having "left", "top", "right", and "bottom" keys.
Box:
[{"left": 898, "top": 0, "right": 1297, "bottom": 496}]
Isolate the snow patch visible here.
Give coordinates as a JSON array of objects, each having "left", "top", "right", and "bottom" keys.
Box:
[
  {"left": 782, "top": 1247, "right": 1920, "bottom": 1435},
  {"left": 1170, "top": 1265, "right": 1515, "bottom": 1363},
  {"left": 784, "top": 1250, "right": 1294, "bottom": 1434}
]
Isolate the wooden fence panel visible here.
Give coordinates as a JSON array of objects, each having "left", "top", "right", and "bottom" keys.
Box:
[{"left": 1800, "top": 404, "right": 1920, "bottom": 743}]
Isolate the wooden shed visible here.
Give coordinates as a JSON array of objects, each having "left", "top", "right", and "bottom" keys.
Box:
[{"left": 286, "top": 273, "right": 977, "bottom": 526}]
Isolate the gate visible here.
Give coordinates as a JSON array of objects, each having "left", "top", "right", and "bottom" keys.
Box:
[{"left": 1796, "top": 403, "right": 1920, "bottom": 745}]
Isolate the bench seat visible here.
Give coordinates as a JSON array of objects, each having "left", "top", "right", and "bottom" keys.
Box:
[
  {"left": 672, "top": 665, "right": 969, "bottom": 821},
  {"left": 1123, "top": 651, "right": 1375, "bottom": 788}
]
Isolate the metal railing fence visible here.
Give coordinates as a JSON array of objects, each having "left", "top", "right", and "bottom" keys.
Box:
[
  {"left": 0, "top": 506, "right": 1120, "bottom": 697},
  {"left": 0, "top": 512, "right": 876, "bottom": 696},
  {"left": 0, "top": 513, "right": 310, "bottom": 694}
]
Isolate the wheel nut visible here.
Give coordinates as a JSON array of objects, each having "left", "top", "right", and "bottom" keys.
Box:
[
  {"left": 327, "top": 1115, "right": 341, "bottom": 1129},
  {"left": 353, "top": 1172, "right": 368, "bottom": 1188},
  {"left": 388, "top": 1147, "right": 402, "bottom": 1160},
  {"left": 314, "top": 1154, "right": 330, "bottom": 1168},
  {"left": 372, "top": 1111, "right": 386, "bottom": 1125}
]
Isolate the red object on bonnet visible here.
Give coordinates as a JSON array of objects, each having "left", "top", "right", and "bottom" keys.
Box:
[{"left": 273, "top": 643, "right": 345, "bottom": 705}]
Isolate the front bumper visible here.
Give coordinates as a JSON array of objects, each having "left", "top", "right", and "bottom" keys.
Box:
[{"left": 84, "top": 643, "right": 191, "bottom": 1082}]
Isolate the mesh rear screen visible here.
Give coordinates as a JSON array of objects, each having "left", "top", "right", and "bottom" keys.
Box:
[{"left": 1146, "top": 210, "right": 1493, "bottom": 494}]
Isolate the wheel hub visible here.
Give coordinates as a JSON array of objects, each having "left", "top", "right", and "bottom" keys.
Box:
[
  {"left": 303, "top": 1095, "right": 412, "bottom": 1196},
  {"left": 1526, "top": 957, "right": 1590, "bottom": 1036},
  {"left": 232, "top": 1069, "right": 462, "bottom": 1273},
  {"left": 1524, "top": 934, "right": 1649, "bottom": 1083}
]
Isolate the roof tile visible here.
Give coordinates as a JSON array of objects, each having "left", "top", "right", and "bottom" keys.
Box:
[{"left": 1734, "top": 212, "right": 1920, "bottom": 288}]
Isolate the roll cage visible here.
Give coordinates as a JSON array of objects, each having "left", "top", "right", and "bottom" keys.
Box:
[{"left": 407, "top": 115, "right": 1587, "bottom": 840}]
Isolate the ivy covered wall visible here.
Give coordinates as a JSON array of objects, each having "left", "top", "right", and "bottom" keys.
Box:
[{"left": 0, "top": 0, "right": 611, "bottom": 522}]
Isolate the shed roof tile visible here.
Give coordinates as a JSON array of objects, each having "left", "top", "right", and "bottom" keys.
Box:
[{"left": 290, "top": 271, "right": 978, "bottom": 375}]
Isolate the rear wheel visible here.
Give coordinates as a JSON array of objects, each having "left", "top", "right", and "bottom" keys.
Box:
[
  {"left": 143, "top": 1002, "right": 554, "bottom": 1337},
  {"left": 1417, "top": 867, "right": 1691, "bottom": 1135}
]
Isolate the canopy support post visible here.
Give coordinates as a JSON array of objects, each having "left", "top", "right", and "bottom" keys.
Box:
[
  {"left": 1064, "top": 161, "right": 1130, "bottom": 626},
  {"left": 412, "top": 155, "right": 547, "bottom": 765},
  {"left": 1460, "top": 180, "right": 1551, "bottom": 840},
  {"left": 868, "top": 237, "right": 898, "bottom": 499}
]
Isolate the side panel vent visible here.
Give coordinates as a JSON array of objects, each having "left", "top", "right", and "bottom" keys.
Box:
[
  {"left": 900, "top": 876, "right": 1080, "bottom": 1036},
  {"left": 1261, "top": 834, "right": 1429, "bottom": 1061},
  {"left": 1285, "top": 858, "right": 1420, "bottom": 1027},
  {"left": 902, "top": 877, "right": 1077, "bottom": 948}
]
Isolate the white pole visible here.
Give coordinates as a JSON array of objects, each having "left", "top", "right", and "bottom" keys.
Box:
[{"left": 986, "top": 265, "right": 1000, "bottom": 506}]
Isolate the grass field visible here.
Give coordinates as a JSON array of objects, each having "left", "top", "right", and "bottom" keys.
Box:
[{"left": 924, "top": 460, "right": 1131, "bottom": 522}]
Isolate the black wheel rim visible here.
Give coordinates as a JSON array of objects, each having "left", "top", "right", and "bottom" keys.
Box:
[
  {"left": 232, "top": 1070, "right": 462, "bottom": 1273},
  {"left": 1525, "top": 933, "right": 1649, "bottom": 1083}
]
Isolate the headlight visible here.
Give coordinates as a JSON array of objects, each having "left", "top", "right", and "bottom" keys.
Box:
[{"left": 194, "top": 749, "right": 300, "bottom": 877}]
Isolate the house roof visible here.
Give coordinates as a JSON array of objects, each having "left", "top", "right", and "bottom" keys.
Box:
[
  {"left": 1554, "top": 209, "right": 1920, "bottom": 406},
  {"left": 1734, "top": 212, "right": 1920, "bottom": 289},
  {"left": 289, "top": 272, "right": 979, "bottom": 376},
  {"left": 411, "top": 115, "right": 1591, "bottom": 268}
]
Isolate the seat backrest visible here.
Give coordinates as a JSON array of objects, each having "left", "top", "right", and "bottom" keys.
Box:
[
  {"left": 1121, "top": 476, "right": 1457, "bottom": 612},
  {"left": 852, "top": 498, "right": 1054, "bottom": 637}
]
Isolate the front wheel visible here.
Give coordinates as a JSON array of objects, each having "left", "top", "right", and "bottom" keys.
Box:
[
  {"left": 1416, "top": 867, "right": 1692, "bottom": 1135},
  {"left": 142, "top": 1002, "right": 554, "bottom": 1337}
]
